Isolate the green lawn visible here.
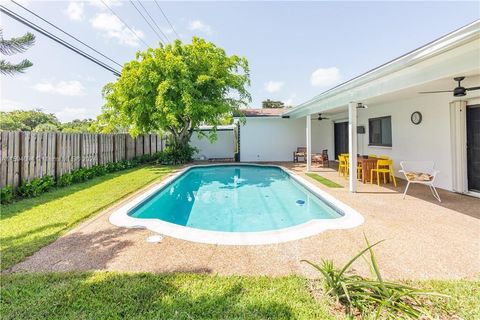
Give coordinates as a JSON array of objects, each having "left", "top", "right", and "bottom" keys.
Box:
[
  {"left": 0, "top": 165, "right": 178, "bottom": 270},
  {"left": 0, "top": 272, "right": 333, "bottom": 320},
  {"left": 0, "top": 163, "right": 478, "bottom": 319},
  {"left": 306, "top": 173, "right": 343, "bottom": 188},
  {"left": 0, "top": 272, "right": 478, "bottom": 320}
]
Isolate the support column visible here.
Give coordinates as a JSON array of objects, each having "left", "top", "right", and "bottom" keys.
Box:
[
  {"left": 306, "top": 114, "right": 312, "bottom": 172},
  {"left": 348, "top": 102, "right": 357, "bottom": 192}
]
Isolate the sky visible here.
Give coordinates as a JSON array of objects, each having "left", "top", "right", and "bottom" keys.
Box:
[{"left": 1, "top": 1, "right": 479, "bottom": 122}]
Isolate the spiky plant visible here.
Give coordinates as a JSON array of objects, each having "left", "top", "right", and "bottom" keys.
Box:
[
  {"left": 0, "top": 29, "right": 35, "bottom": 75},
  {"left": 302, "top": 236, "right": 449, "bottom": 319}
]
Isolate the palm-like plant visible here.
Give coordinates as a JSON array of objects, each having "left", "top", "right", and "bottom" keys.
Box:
[
  {"left": 302, "top": 236, "right": 448, "bottom": 319},
  {"left": 0, "top": 29, "right": 35, "bottom": 75}
]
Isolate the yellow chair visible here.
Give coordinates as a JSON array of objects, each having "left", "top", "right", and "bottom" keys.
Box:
[
  {"left": 345, "top": 156, "right": 363, "bottom": 180},
  {"left": 378, "top": 155, "right": 390, "bottom": 159},
  {"left": 370, "top": 159, "right": 397, "bottom": 187},
  {"left": 368, "top": 154, "right": 377, "bottom": 158},
  {"left": 338, "top": 155, "right": 348, "bottom": 177}
]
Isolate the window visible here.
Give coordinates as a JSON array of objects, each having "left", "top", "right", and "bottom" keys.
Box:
[{"left": 369, "top": 116, "right": 392, "bottom": 147}]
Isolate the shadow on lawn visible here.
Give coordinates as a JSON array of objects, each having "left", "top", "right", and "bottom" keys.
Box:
[{"left": 1, "top": 272, "right": 295, "bottom": 320}]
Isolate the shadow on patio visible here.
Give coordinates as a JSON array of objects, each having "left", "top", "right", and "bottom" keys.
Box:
[{"left": 287, "top": 161, "right": 480, "bottom": 220}]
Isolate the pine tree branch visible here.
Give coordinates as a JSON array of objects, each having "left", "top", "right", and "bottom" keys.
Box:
[
  {"left": 0, "top": 30, "right": 36, "bottom": 56},
  {"left": 0, "top": 59, "right": 33, "bottom": 75}
]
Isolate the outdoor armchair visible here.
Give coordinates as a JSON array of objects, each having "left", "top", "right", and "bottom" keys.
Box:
[{"left": 399, "top": 161, "right": 441, "bottom": 202}]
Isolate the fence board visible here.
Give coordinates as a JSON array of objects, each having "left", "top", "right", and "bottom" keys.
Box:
[
  {"left": 135, "top": 136, "right": 143, "bottom": 157},
  {"left": 1, "top": 131, "right": 163, "bottom": 190}
]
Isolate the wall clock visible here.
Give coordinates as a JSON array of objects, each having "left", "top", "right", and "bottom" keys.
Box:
[{"left": 411, "top": 111, "right": 422, "bottom": 125}]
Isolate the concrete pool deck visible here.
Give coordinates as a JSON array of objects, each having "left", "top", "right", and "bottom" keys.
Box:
[{"left": 10, "top": 162, "right": 480, "bottom": 280}]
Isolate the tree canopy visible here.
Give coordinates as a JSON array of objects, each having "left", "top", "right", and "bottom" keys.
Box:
[
  {"left": 0, "top": 109, "right": 96, "bottom": 133},
  {"left": 262, "top": 99, "right": 285, "bottom": 109},
  {"left": 0, "top": 29, "right": 35, "bottom": 76},
  {"left": 101, "top": 37, "right": 251, "bottom": 149},
  {"left": 0, "top": 109, "right": 59, "bottom": 131}
]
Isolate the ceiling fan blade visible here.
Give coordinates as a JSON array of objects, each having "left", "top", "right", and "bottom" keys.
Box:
[
  {"left": 419, "top": 90, "right": 453, "bottom": 94},
  {"left": 466, "top": 86, "right": 480, "bottom": 91}
]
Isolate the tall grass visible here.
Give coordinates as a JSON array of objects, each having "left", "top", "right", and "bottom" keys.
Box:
[{"left": 302, "top": 236, "right": 448, "bottom": 319}]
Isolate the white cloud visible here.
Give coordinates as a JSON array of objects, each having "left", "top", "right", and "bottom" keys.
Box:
[
  {"left": 0, "top": 98, "right": 31, "bottom": 111},
  {"left": 284, "top": 93, "right": 297, "bottom": 106},
  {"left": 91, "top": 13, "right": 144, "bottom": 47},
  {"left": 88, "top": 0, "right": 121, "bottom": 9},
  {"left": 188, "top": 20, "right": 212, "bottom": 34},
  {"left": 65, "top": 2, "right": 84, "bottom": 21},
  {"left": 264, "top": 81, "right": 284, "bottom": 93},
  {"left": 33, "top": 81, "right": 86, "bottom": 96},
  {"left": 310, "top": 67, "right": 342, "bottom": 87},
  {"left": 55, "top": 107, "right": 91, "bottom": 122}
]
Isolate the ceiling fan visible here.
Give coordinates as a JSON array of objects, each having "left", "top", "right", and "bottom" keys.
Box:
[
  {"left": 317, "top": 113, "right": 329, "bottom": 120},
  {"left": 419, "top": 76, "right": 480, "bottom": 97}
]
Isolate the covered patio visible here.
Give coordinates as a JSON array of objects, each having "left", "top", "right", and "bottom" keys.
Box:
[{"left": 284, "top": 20, "right": 480, "bottom": 196}]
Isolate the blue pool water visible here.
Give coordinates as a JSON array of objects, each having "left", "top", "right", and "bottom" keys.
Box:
[{"left": 129, "top": 165, "right": 343, "bottom": 232}]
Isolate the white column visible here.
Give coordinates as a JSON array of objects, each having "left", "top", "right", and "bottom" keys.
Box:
[
  {"left": 306, "top": 114, "right": 312, "bottom": 171},
  {"left": 348, "top": 102, "right": 357, "bottom": 192}
]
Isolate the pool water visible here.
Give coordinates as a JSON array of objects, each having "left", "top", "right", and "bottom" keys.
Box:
[{"left": 129, "top": 165, "right": 343, "bottom": 232}]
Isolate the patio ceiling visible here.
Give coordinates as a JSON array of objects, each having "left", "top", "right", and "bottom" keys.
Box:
[
  {"left": 316, "top": 72, "right": 480, "bottom": 118},
  {"left": 285, "top": 20, "right": 480, "bottom": 119}
]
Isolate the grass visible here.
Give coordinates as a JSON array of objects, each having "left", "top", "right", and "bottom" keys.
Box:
[
  {"left": 0, "top": 165, "right": 178, "bottom": 270},
  {"left": 414, "top": 280, "right": 480, "bottom": 320},
  {"left": 0, "top": 272, "right": 333, "bottom": 320},
  {"left": 0, "top": 163, "right": 478, "bottom": 319},
  {"left": 306, "top": 173, "right": 343, "bottom": 188},
  {"left": 0, "top": 272, "right": 478, "bottom": 320}
]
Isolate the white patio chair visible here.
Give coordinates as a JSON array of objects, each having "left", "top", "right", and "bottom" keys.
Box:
[{"left": 399, "top": 161, "right": 441, "bottom": 202}]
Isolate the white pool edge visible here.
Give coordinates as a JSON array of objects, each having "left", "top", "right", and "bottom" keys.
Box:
[{"left": 109, "top": 163, "right": 364, "bottom": 245}]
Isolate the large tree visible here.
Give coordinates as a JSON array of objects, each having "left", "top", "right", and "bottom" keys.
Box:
[
  {"left": 0, "top": 29, "right": 35, "bottom": 76},
  {"left": 101, "top": 37, "right": 250, "bottom": 151},
  {"left": 0, "top": 109, "right": 59, "bottom": 131}
]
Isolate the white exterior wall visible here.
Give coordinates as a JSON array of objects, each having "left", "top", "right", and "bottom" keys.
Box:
[
  {"left": 239, "top": 117, "right": 333, "bottom": 162},
  {"left": 190, "top": 130, "right": 234, "bottom": 160},
  {"left": 355, "top": 94, "right": 453, "bottom": 190},
  {"left": 239, "top": 94, "right": 480, "bottom": 191}
]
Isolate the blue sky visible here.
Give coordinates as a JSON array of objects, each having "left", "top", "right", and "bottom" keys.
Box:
[{"left": 1, "top": 1, "right": 479, "bottom": 121}]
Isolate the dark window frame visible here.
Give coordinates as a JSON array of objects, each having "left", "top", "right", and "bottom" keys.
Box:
[{"left": 368, "top": 116, "right": 392, "bottom": 147}]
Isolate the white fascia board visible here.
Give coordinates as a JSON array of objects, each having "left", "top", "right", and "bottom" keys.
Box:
[{"left": 285, "top": 21, "right": 480, "bottom": 119}]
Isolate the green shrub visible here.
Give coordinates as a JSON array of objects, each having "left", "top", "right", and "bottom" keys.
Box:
[
  {"left": 0, "top": 185, "right": 13, "bottom": 204},
  {"left": 302, "top": 236, "right": 448, "bottom": 319},
  {"left": 11, "top": 149, "right": 178, "bottom": 201},
  {"left": 17, "top": 176, "right": 54, "bottom": 198},
  {"left": 57, "top": 173, "right": 73, "bottom": 187}
]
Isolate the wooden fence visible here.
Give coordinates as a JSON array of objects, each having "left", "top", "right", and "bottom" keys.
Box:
[{"left": 0, "top": 131, "right": 165, "bottom": 190}]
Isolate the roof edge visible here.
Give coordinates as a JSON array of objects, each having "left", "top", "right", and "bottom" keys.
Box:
[{"left": 284, "top": 19, "right": 480, "bottom": 117}]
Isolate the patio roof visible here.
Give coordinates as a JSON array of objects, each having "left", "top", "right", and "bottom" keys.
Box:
[{"left": 284, "top": 20, "right": 480, "bottom": 118}]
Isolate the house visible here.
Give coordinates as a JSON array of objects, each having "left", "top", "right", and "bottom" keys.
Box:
[{"left": 237, "top": 20, "right": 480, "bottom": 196}]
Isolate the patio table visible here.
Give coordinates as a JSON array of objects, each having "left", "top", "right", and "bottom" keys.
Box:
[{"left": 357, "top": 157, "right": 390, "bottom": 184}]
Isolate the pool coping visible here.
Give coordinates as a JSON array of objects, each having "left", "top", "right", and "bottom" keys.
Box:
[{"left": 109, "top": 163, "right": 364, "bottom": 245}]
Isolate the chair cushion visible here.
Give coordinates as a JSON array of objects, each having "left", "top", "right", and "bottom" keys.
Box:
[{"left": 405, "top": 171, "right": 433, "bottom": 181}]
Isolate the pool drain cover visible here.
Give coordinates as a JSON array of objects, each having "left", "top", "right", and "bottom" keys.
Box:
[
  {"left": 296, "top": 200, "right": 305, "bottom": 205},
  {"left": 146, "top": 235, "right": 163, "bottom": 243}
]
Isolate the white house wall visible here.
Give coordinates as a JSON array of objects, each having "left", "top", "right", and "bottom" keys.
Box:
[
  {"left": 190, "top": 130, "right": 234, "bottom": 160},
  {"left": 334, "top": 94, "right": 479, "bottom": 191},
  {"left": 239, "top": 117, "right": 334, "bottom": 162}
]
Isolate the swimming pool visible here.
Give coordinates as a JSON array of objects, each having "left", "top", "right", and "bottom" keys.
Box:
[{"left": 110, "top": 164, "right": 363, "bottom": 245}]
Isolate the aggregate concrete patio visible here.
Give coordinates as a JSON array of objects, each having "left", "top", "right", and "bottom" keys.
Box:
[{"left": 10, "top": 163, "right": 480, "bottom": 280}]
